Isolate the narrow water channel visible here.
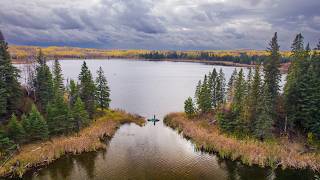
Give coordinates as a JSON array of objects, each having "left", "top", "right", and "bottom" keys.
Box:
[{"left": 17, "top": 59, "right": 314, "bottom": 180}]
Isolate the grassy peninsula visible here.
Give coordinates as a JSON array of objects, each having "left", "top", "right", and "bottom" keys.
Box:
[
  {"left": 164, "top": 112, "right": 320, "bottom": 171},
  {"left": 0, "top": 109, "right": 145, "bottom": 178}
]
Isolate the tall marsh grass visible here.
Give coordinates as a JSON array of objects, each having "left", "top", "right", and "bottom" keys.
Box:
[
  {"left": 0, "top": 109, "right": 145, "bottom": 178},
  {"left": 164, "top": 112, "right": 320, "bottom": 171}
]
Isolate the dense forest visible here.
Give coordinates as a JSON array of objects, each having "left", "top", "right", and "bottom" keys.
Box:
[
  {"left": 9, "top": 45, "right": 297, "bottom": 65},
  {"left": 0, "top": 31, "right": 111, "bottom": 160},
  {"left": 184, "top": 33, "right": 320, "bottom": 145}
]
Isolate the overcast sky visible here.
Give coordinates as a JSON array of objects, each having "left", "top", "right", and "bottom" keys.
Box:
[{"left": 0, "top": 0, "right": 319, "bottom": 50}]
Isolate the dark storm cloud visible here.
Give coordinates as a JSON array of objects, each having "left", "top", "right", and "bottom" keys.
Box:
[{"left": 0, "top": 0, "right": 319, "bottom": 50}]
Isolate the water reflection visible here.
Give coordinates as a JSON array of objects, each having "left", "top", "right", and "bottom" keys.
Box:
[{"left": 16, "top": 59, "right": 314, "bottom": 180}]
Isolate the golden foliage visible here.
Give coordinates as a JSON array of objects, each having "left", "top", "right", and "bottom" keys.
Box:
[{"left": 164, "top": 112, "right": 320, "bottom": 171}]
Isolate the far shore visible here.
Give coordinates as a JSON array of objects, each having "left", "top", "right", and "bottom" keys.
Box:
[
  {"left": 0, "top": 109, "right": 145, "bottom": 178},
  {"left": 164, "top": 112, "right": 320, "bottom": 171},
  {"left": 12, "top": 57, "right": 290, "bottom": 73}
]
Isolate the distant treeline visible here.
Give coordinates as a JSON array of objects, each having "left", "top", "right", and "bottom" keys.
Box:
[
  {"left": 140, "top": 51, "right": 291, "bottom": 64},
  {"left": 9, "top": 45, "right": 304, "bottom": 65}
]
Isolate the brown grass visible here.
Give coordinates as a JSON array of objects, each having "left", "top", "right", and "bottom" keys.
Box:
[
  {"left": 0, "top": 109, "right": 145, "bottom": 178},
  {"left": 164, "top": 112, "right": 320, "bottom": 171}
]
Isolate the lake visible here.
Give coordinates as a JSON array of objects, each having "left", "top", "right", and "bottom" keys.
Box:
[{"left": 17, "top": 59, "right": 314, "bottom": 180}]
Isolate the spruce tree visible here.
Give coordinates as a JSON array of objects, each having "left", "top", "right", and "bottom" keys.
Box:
[
  {"left": 72, "top": 97, "right": 89, "bottom": 132},
  {"left": 47, "top": 96, "right": 72, "bottom": 135},
  {"left": 195, "top": 80, "right": 202, "bottom": 109},
  {"left": 7, "top": 114, "right": 25, "bottom": 143},
  {"left": 216, "top": 68, "right": 226, "bottom": 106},
  {"left": 284, "top": 33, "right": 309, "bottom": 129},
  {"left": 0, "top": 30, "right": 22, "bottom": 117},
  {"left": 184, "top": 97, "right": 196, "bottom": 118},
  {"left": 199, "top": 75, "right": 212, "bottom": 113},
  {"left": 254, "top": 84, "right": 273, "bottom": 140},
  {"left": 248, "top": 66, "right": 262, "bottom": 132},
  {"left": 52, "top": 59, "right": 64, "bottom": 96},
  {"left": 227, "top": 69, "right": 237, "bottom": 103},
  {"left": 22, "top": 104, "right": 49, "bottom": 141},
  {"left": 0, "top": 77, "right": 7, "bottom": 116},
  {"left": 232, "top": 69, "right": 247, "bottom": 133},
  {"left": 209, "top": 69, "right": 218, "bottom": 108},
  {"left": 78, "top": 61, "right": 96, "bottom": 118},
  {"left": 264, "top": 32, "right": 281, "bottom": 104},
  {"left": 0, "top": 129, "right": 14, "bottom": 154},
  {"left": 262, "top": 32, "right": 281, "bottom": 131},
  {"left": 95, "top": 67, "right": 111, "bottom": 110},
  {"left": 34, "top": 49, "right": 54, "bottom": 112},
  {"left": 68, "top": 79, "right": 79, "bottom": 106}
]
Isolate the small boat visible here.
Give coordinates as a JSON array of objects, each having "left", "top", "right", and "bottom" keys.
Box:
[{"left": 148, "top": 115, "right": 160, "bottom": 125}]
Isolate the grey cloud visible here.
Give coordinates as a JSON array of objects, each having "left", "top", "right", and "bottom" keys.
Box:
[{"left": 0, "top": 0, "right": 319, "bottom": 50}]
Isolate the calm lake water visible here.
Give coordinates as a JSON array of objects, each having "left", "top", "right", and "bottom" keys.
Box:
[{"left": 17, "top": 59, "right": 314, "bottom": 180}]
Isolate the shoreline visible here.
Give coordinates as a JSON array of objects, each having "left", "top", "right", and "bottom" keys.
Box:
[
  {"left": 0, "top": 109, "right": 145, "bottom": 178},
  {"left": 12, "top": 57, "right": 290, "bottom": 73},
  {"left": 163, "top": 112, "right": 320, "bottom": 172}
]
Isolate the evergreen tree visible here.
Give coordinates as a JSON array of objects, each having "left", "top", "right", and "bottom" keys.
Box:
[
  {"left": 0, "top": 77, "right": 7, "bottom": 116},
  {"left": 52, "top": 59, "right": 64, "bottom": 96},
  {"left": 47, "top": 96, "right": 73, "bottom": 135},
  {"left": 68, "top": 79, "right": 79, "bottom": 106},
  {"left": 78, "top": 61, "right": 96, "bottom": 118},
  {"left": 95, "top": 67, "right": 111, "bottom": 110},
  {"left": 184, "top": 97, "right": 196, "bottom": 118},
  {"left": 34, "top": 49, "right": 54, "bottom": 112},
  {"left": 248, "top": 66, "right": 262, "bottom": 132},
  {"left": 254, "top": 84, "right": 273, "bottom": 140},
  {"left": 198, "top": 75, "right": 212, "bottom": 113},
  {"left": 7, "top": 114, "right": 25, "bottom": 143},
  {"left": 22, "top": 104, "right": 49, "bottom": 141},
  {"left": 232, "top": 69, "right": 247, "bottom": 133},
  {"left": 261, "top": 32, "right": 281, "bottom": 132},
  {"left": 216, "top": 68, "right": 226, "bottom": 106},
  {"left": 209, "top": 69, "right": 218, "bottom": 107},
  {"left": 284, "top": 33, "right": 309, "bottom": 129},
  {"left": 0, "top": 30, "right": 22, "bottom": 117},
  {"left": 0, "top": 129, "right": 14, "bottom": 154},
  {"left": 227, "top": 69, "right": 237, "bottom": 103},
  {"left": 264, "top": 32, "right": 281, "bottom": 104},
  {"left": 72, "top": 97, "right": 89, "bottom": 132},
  {"left": 195, "top": 80, "right": 202, "bottom": 109}
]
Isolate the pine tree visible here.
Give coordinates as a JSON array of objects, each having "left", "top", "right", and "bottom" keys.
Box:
[
  {"left": 47, "top": 96, "right": 72, "bottom": 135},
  {"left": 284, "top": 33, "right": 310, "bottom": 129},
  {"left": 216, "top": 68, "right": 226, "bottom": 106},
  {"left": 209, "top": 69, "right": 218, "bottom": 108},
  {"left": 22, "top": 104, "right": 49, "bottom": 141},
  {"left": 264, "top": 32, "right": 281, "bottom": 104},
  {"left": 68, "top": 79, "right": 79, "bottom": 107},
  {"left": 261, "top": 32, "right": 281, "bottom": 132},
  {"left": 0, "top": 77, "right": 7, "bottom": 116},
  {"left": 195, "top": 80, "right": 202, "bottom": 109},
  {"left": 227, "top": 69, "right": 237, "bottom": 103},
  {"left": 232, "top": 69, "right": 247, "bottom": 133},
  {"left": 0, "top": 30, "right": 22, "bottom": 117},
  {"left": 0, "top": 129, "right": 14, "bottom": 154},
  {"left": 72, "top": 97, "right": 89, "bottom": 132},
  {"left": 7, "top": 114, "right": 25, "bottom": 143},
  {"left": 199, "top": 75, "right": 212, "bottom": 113},
  {"left": 34, "top": 49, "right": 54, "bottom": 112},
  {"left": 184, "top": 97, "right": 196, "bottom": 118},
  {"left": 248, "top": 66, "right": 262, "bottom": 132},
  {"left": 52, "top": 59, "right": 64, "bottom": 96},
  {"left": 254, "top": 84, "right": 273, "bottom": 140},
  {"left": 78, "top": 61, "right": 96, "bottom": 118},
  {"left": 95, "top": 67, "right": 111, "bottom": 110}
]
